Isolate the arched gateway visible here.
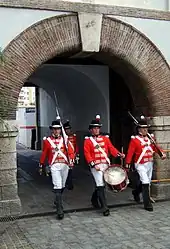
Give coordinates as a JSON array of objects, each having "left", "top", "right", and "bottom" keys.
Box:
[{"left": 0, "top": 14, "right": 170, "bottom": 216}]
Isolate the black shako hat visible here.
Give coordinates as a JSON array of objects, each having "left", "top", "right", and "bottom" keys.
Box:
[
  {"left": 63, "top": 120, "right": 71, "bottom": 129},
  {"left": 89, "top": 115, "right": 102, "bottom": 130},
  {"left": 136, "top": 115, "right": 151, "bottom": 128},
  {"left": 49, "top": 116, "right": 62, "bottom": 129}
]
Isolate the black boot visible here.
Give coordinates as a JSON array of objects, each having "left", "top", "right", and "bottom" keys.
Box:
[
  {"left": 55, "top": 189, "right": 64, "bottom": 219},
  {"left": 142, "top": 184, "right": 153, "bottom": 212},
  {"left": 132, "top": 182, "right": 142, "bottom": 204},
  {"left": 91, "top": 189, "right": 101, "bottom": 209},
  {"left": 66, "top": 169, "right": 74, "bottom": 190},
  {"left": 97, "top": 186, "right": 110, "bottom": 216},
  {"left": 54, "top": 188, "right": 65, "bottom": 206},
  {"left": 132, "top": 189, "right": 140, "bottom": 203}
]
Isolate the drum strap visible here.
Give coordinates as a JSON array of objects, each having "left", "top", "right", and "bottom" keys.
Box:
[
  {"left": 47, "top": 137, "right": 68, "bottom": 164},
  {"left": 136, "top": 136, "right": 154, "bottom": 164},
  {"left": 90, "top": 136, "right": 110, "bottom": 165}
]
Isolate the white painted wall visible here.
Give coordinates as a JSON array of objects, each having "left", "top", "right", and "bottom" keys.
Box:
[
  {"left": 109, "top": 15, "right": 170, "bottom": 64},
  {"left": 0, "top": 8, "right": 68, "bottom": 50},
  {"left": 62, "top": 0, "right": 168, "bottom": 10},
  {"left": 16, "top": 107, "right": 36, "bottom": 148},
  {"left": 39, "top": 88, "right": 56, "bottom": 128},
  {"left": 1, "top": 8, "right": 170, "bottom": 65}
]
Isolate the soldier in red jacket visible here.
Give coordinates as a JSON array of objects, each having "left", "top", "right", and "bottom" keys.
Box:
[
  {"left": 84, "top": 115, "right": 125, "bottom": 216},
  {"left": 64, "top": 120, "right": 79, "bottom": 160},
  {"left": 64, "top": 120, "right": 79, "bottom": 190},
  {"left": 126, "top": 116, "right": 166, "bottom": 212},
  {"left": 40, "top": 117, "right": 74, "bottom": 220}
]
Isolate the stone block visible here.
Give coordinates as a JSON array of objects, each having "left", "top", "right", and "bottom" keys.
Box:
[
  {"left": 0, "top": 152, "right": 17, "bottom": 170},
  {"left": 153, "top": 170, "right": 170, "bottom": 179},
  {"left": 0, "top": 184, "right": 18, "bottom": 200},
  {"left": 9, "top": 199, "right": 22, "bottom": 215},
  {"left": 151, "top": 183, "right": 170, "bottom": 200},
  {"left": 151, "top": 116, "right": 164, "bottom": 126},
  {"left": 0, "top": 136, "right": 17, "bottom": 153},
  {"left": 154, "top": 158, "right": 170, "bottom": 171},
  {"left": 0, "top": 120, "right": 21, "bottom": 217},
  {"left": 153, "top": 130, "right": 170, "bottom": 143},
  {"left": 0, "top": 120, "right": 18, "bottom": 134},
  {"left": 163, "top": 116, "right": 170, "bottom": 126},
  {"left": 78, "top": 12, "right": 102, "bottom": 52},
  {"left": 0, "top": 169, "right": 17, "bottom": 186},
  {"left": 0, "top": 199, "right": 21, "bottom": 217}
]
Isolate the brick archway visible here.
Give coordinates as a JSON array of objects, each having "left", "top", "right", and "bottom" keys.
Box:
[
  {"left": 0, "top": 13, "right": 170, "bottom": 118},
  {"left": 1, "top": 13, "right": 170, "bottom": 216}
]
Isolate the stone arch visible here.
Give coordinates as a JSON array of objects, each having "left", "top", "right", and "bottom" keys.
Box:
[
  {"left": 0, "top": 13, "right": 169, "bottom": 118},
  {"left": 1, "top": 13, "right": 170, "bottom": 217},
  {"left": 100, "top": 16, "right": 170, "bottom": 116}
]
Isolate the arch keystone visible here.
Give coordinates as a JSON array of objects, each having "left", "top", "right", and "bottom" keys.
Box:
[{"left": 78, "top": 13, "right": 102, "bottom": 52}]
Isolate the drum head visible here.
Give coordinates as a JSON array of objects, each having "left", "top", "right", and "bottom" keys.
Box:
[{"left": 104, "top": 166, "right": 126, "bottom": 185}]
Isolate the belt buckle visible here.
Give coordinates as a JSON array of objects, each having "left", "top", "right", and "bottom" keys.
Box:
[
  {"left": 95, "top": 144, "right": 100, "bottom": 149},
  {"left": 55, "top": 147, "right": 59, "bottom": 152}
]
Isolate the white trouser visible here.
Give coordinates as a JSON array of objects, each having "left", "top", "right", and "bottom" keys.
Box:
[
  {"left": 135, "top": 161, "right": 153, "bottom": 184},
  {"left": 91, "top": 164, "right": 108, "bottom": 187},
  {"left": 50, "top": 163, "right": 69, "bottom": 189}
]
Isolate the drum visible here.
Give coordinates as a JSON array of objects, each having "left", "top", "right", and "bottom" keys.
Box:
[{"left": 104, "top": 164, "right": 129, "bottom": 192}]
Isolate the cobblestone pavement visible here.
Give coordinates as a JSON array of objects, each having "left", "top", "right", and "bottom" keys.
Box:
[{"left": 1, "top": 201, "right": 170, "bottom": 249}]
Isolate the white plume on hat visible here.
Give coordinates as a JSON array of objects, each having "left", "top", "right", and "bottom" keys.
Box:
[{"left": 96, "top": 114, "right": 100, "bottom": 120}]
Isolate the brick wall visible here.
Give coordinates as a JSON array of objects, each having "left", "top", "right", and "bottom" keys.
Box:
[{"left": 0, "top": 14, "right": 170, "bottom": 118}]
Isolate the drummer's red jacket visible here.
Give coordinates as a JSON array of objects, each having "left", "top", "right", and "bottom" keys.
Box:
[
  {"left": 84, "top": 135, "right": 120, "bottom": 165},
  {"left": 68, "top": 133, "right": 79, "bottom": 155},
  {"left": 126, "top": 134, "right": 162, "bottom": 164},
  {"left": 40, "top": 136, "right": 75, "bottom": 166}
]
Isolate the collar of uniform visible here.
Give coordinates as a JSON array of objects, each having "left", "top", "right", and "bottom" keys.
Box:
[
  {"left": 52, "top": 134, "right": 61, "bottom": 139},
  {"left": 92, "top": 134, "right": 101, "bottom": 138},
  {"left": 68, "top": 133, "right": 74, "bottom": 137},
  {"left": 138, "top": 134, "right": 147, "bottom": 138}
]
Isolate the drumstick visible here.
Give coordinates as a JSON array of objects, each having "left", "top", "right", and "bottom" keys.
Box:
[
  {"left": 164, "top": 149, "right": 170, "bottom": 152},
  {"left": 120, "top": 146, "right": 124, "bottom": 167}
]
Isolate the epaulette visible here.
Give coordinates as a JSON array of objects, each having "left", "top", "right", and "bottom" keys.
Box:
[
  {"left": 43, "top": 137, "right": 47, "bottom": 140},
  {"left": 105, "top": 135, "right": 109, "bottom": 138},
  {"left": 151, "top": 134, "right": 154, "bottom": 137},
  {"left": 73, "top": 134, "right": 76, "bottom": 136},
  {"left": 131, "top": 135, "right": 135, "bottom": 139},
  {"left": 85, "top": 136, "right": 89, "bottom": 139}
]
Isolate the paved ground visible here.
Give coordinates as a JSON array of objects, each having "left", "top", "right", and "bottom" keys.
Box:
[
  {"left": 17, "top": 144, "right": 134, "bottom": 216},
  {"left": 1, "top": 201, "right": 170, "bottom": 249}
]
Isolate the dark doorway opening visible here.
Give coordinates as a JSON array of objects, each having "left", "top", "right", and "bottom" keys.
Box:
[
  {"left": 17, "top": 55, "right": 136, "bottom": 216},
  {"left": 109, "top": 69, "right": 134, "bottom": 159}
]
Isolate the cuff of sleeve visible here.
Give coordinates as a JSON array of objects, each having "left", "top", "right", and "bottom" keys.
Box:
[{"left": 89, "top": 161, "right": 95, "bottom": 168}]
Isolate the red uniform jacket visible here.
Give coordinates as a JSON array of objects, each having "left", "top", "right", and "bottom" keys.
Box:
[
  {"left": 84, "top": 135, "right": 119, "bottom": 165},
  {"left": 126, "top": 134, "right": 162, "bottom": 165},
  {"left": 68, "top": 134, "right": 79, "bottom": 155},
  {"left": 40, "top": 136, "right": 74, "bottom": 166}
]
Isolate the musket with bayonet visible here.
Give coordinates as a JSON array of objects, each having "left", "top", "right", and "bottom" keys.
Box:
[
  {"left": 53, "top": 92, "right": 72, "bottom": 166},
  {"left": 128, "top": 111, "right": 164, "bottom": 158}
]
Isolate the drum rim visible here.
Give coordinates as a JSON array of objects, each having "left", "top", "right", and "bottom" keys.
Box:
[
  {"left": 104, "top": 164, "right": 128, "bottom": 185},
  {"left": 108, "top": 164, "right": 128, "bottom": 177}
]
